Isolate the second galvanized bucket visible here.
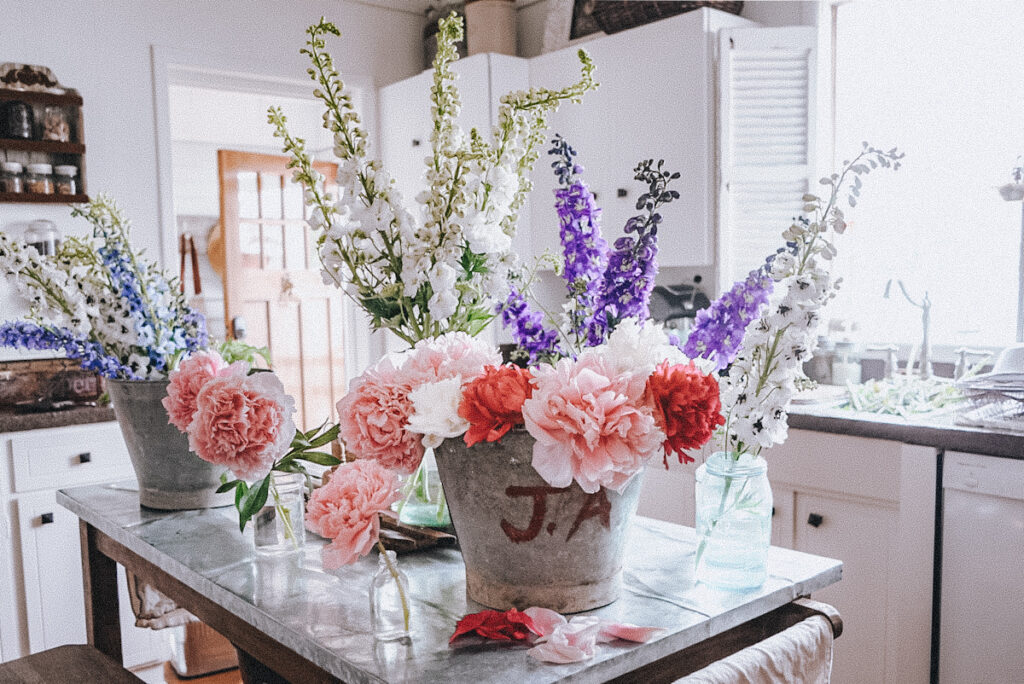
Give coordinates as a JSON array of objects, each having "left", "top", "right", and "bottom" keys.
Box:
[
  {"left": 434, "top": 429, "right": 643, "bottom": 613},
  {"left": 108, "top": 379, "right": 234, "bottom": 510}
]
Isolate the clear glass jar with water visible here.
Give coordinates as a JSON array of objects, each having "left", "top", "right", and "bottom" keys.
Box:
[
  {"left": 694, "top": 451, "right": 773, "bottom": 590},
  {"left": 370, "top": 550, "right": 411, "bottom": 641},
  {"left": 253, "top": 472, "right": 306, "bottom": 555}
]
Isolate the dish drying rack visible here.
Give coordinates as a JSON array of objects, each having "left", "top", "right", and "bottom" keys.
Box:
[{"left": 956, "top": 375, "right": 1024, "bottom": 433}]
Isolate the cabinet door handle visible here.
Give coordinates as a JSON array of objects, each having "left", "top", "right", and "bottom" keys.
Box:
[
  {"left": 78, "top": 452, "right": 91, "bottom": 464},
  {"left": 807, "top": 513, "right": 824, "bottom": 528},
  {"left": 771, "top": 506, "right": 777, "bottom": 517},
  {"left": 412, "top": 138, "right": 421, "bottom": 147},
  {"left": 40, "top": 512, "right": 54, "bottom": 525},
  {"left": 617, "top": 188, "right": 628, "bottom": 198}
]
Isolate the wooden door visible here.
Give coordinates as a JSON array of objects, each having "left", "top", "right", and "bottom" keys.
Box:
[{"left": 218, "top": 150, "right": 345, "bottom": 430}]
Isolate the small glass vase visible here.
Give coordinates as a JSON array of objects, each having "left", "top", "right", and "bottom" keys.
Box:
[
  {"left": 370, "top": 550, "right": 411, "bottom": 642},
  {"left": 694, "top": 451, "right": 773, "bottom": 591},
  {"left": 394, "top": 448, "right": 450, "bottom": 528},
  {"left": 253, "top": 472, "right": 306, "bottom": 556}
]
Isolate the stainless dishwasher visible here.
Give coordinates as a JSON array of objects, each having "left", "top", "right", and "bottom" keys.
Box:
[{"left": 940, "top": 451, "right": 1024, "bottom": 683}]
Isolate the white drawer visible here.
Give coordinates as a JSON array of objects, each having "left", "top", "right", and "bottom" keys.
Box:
[{"left": 10, "top": 422, "right": 134, "bottom": 493}]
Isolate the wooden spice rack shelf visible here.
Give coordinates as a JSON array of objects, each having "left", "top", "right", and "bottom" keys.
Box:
[
  {"left": 0, "top": 89, "right": 82, "bottom": 107},
  {"left": 0, "top": 192, "right": 89, "bottom": 204},
  {"left": 0, "top": 138, "right": 85, "bottom": 155}
]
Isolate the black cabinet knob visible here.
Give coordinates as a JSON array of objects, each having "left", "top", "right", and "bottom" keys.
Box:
[
  {"left": 807, "top": 513, "right": 824, "bottom": 528},
  {"left": 616, "top": 188, "right": 628, "bottom": 198},
  {"left": 78, "top": 452, "right": 91, "bottom": 464},
  {"left": 40, "top": 512, "right": 54, "bottom": 525},
  {"left": 771, "top": 506, "right": 777, "bottom": 517},
  {"left": 412, "top": 138, "right": 421, "bottom": 147}
]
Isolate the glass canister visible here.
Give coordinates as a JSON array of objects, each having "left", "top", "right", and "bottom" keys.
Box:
[
  {"left": 26, "top": 219, "right": 60, "bottom": 256},
  {"left": 394, "top": 448, "right": 450, "bottom": 528},
  {"left": 53, "top": 165, "right": 78, "bottom": 195},
  {"left": 695, "top": 451, "right": 773, "bottom": 591},
  {"left": 41, "top": 105, "right": 71, "bottom": 142},
  {"left": 0, "top": 161, "right": 23, "bottom": 193},
  {"left": 370, "top": 550, "right": 411, "bottom": 642},
  {"left": 253, "top": 472, "right": 306, "bottom": 555},
  {"left": 24, "top": 163, "right": 53, "bottom": 195},
  {"left": 0, "top": 101, "right": 34, "bottom": 139}
]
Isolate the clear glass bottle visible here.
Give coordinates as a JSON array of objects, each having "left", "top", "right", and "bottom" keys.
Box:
[
  {"left": 394, "top": 448, "right": 450, "bottom": 527},
  {"left": 53, "top": 165, "right": 78, "bottom": 195},
  {"left": 253, "top": 472, "right": 306, "bottom": 556},
  {"left": 24, "top": 163, "right": 53, "bottom": 195},
  {"left": 369, "top": 550, "right": 411, "bottom": 641},
  {"left": 0, "top": 161, "right": 23, "bottom": 193},
  {"left": 695, "top": 451, "right": 773, "bottom": 591},
  {"left": 26, "top": 219, "right": 59, "bottom": 256},
  {"left": 41, "top": 105, "right": 71, "bottom": 142}
]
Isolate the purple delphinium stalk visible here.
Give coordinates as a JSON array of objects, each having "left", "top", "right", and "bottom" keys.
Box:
[
  {"left": 683, "top": 268, "right": 774, "bottom": 371},
  {"left": 549, "top": 136, "right": 608, "bottom": 341},
  {"left": 0, "top": 321, "right": 135, "bottom": 379},
  {"left": 588, "top": 159, "right": 681, "bottom": 345},
  {"left": 496, "top": 287, "right": 562, "bottom": 364}
]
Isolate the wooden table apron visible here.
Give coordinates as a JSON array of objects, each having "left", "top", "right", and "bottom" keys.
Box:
[
  {"left": 78, "top": 518, "right": 841, "bottom": 684},
  {"left": 79, "top": 520, "right": 341, "bottom": 684}
]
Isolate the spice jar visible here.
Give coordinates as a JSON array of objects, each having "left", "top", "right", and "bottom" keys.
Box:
[
  {"left": 41, "top": 105, "right": 71, "bottom": 142},
  {"left": 0, "top": 101, "right": 34, "bottom": 139},
  {"left": 0, "top": 161, "right": 23, "bottom": 193},
  {"left": 53, "top": 165, "right": 78, "bottom": 195},
  {"left": 25, "top": 163, "right": 54, "bottom": 195}
]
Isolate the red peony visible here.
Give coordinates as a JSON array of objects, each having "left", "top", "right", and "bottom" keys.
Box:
[
  {"left": 458, "top": 365, "right": 533, "bottom": 447},
  {"left": 449, "top": 609, "right": 540, "bottom": 644},
  {"left": 645, "top": 360, "right": 724, "bottom": 466}
]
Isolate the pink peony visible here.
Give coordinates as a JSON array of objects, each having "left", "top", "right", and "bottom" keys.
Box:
[
  {"left": 162, "top": 350, "right": 244, "bottom": 431},
  {"left": 337, "top": 356, "right": 425, "bottom": 474},
  {"left": 522, "top": 352, "right": 664, "bottom": 494},
  {"left": 402, "top": 332, "right": 500, "bottom": 384},
  {"left": 305, "top": 460, "right": 400, "bottom": 569},
  {"left": 186, "top": 371, "right": 296, "bottom": 481}
]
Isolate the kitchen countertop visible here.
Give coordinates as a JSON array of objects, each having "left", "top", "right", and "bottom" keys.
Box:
[
  {"left": 0, "top": 405, "right": 116, "bottom": 433},
  {"left": 788, "top": 402, "right": 1024, "bottom": 459}
]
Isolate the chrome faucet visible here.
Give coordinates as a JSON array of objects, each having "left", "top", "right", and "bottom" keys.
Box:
[{"left": 884, "top": 279, "right": 933, "bottom": 379}]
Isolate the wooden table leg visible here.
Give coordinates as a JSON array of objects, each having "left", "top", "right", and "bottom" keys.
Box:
[{"left": 79, "top": 520, "right": 123, "bottom": 663}]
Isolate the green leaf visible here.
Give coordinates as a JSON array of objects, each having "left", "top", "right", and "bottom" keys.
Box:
[
  {"left": 216, "top": 480, "right": 241, "bottom": 494},
  {"left": 307, "top": 424, "right": 340, "bottom": 448},
  {"left": 293, "top": 451, "right": 341, "bottom": 466},
  {"left": 237, "top": 475, "right": 270, "bottom": 532}
]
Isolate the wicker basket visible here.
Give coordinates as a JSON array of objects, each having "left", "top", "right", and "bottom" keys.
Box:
[{"left": 590, "top": 1, "right": 744, "bottom": 34}]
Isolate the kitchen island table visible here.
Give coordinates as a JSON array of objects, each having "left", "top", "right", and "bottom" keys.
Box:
[{"left": 58, "top": 482, "right": 842, "bottom": 683}]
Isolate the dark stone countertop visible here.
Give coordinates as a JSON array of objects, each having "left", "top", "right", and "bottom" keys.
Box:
[
  {"left": 0, "top": 405, "right": 117, "bottom": 434},
  {"left": 788, "top": 403, "right": 1024, "bottom": 459}
]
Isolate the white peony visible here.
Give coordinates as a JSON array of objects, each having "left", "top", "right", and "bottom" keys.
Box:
[{"left": 407, "top": 376, "right": 470, "bottom": 449}]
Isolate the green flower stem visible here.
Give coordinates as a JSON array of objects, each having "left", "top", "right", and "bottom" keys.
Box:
[
  {"left": 376, "top": 540, "right": 410, "bottom": 632},
  {"left": 269, "top": 478, "right": 298, "bottom": 549}
]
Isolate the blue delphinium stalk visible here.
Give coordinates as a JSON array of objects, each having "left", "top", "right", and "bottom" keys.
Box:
[
  {"left": 588, "top": 160, "right": 680, "bottom": 345},
  {"left": 683, "top": 268, "right": 774, "bottom": 371},
  {"left": 497, "top": 287, "right": 562, "bottom": 364},
  {"left": 0, "top": 321, "right": 135, "bottom": 378},
  {"left": 549, "top": 136, "right": 608, "bottom": 343}
]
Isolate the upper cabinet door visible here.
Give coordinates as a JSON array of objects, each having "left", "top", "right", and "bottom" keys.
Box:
[
  {"left": 527, "top": 9, "right": 751, "bottom": 268},
  {"left": 717, "top": 26, "right": 818, "bottom": 291}
]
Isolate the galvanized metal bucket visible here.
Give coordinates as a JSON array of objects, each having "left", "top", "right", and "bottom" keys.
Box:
[
  {"left": 107, "top": 379, "right": 233, "bottom": 510},
  {"left": 434, "top": 429, "right": 643, "bottom": 613}
]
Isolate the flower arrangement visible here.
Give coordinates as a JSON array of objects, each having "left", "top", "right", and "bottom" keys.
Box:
[
  {"left": 0, "top": 195, "right": 207, "bottom": 378},
  {"left": 334, "top": 141, "right": 724, "bottom": 496},
  {"left": 163, "top": 348, "right": 340, "bottom": 533},
  {"left": 268, "top": 14, "right": 597, "bottom": 345}
]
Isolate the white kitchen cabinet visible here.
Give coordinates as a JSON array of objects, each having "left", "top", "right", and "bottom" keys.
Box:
[
  {"left": 379, "top": 52, "right": 532, "bottom": 256},
  {"left": 527, "top": 9, "right": 754, "bottom": 268},
  {"left": 0, "top": 422, "right": 169, "bottom": 668}
]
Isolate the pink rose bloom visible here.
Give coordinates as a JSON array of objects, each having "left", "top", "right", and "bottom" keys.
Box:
[
  {"left": 523, "top": 352, "right": 664, "bottom": 494},
  {"left": 337, "top": 356, "right": 425, "bottom": 474},
  {"left": 305, "top": 460, "right": 400, "bottom": 569},
  {"left": 186, "top": 371, "right": 296, "bottom": 481},
  {"left": 162, "top": 350, "right": 244, "bottom": 431},
  {"left": 402, "top": 332, "right": 500, "bottom": 384}
]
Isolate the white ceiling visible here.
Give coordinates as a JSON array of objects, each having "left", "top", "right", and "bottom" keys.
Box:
[{"left": 349, "top": 0, "right": 540, "bottom": 16}]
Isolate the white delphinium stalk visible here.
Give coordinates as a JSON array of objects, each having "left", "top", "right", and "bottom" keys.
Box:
[
  {"left": 270, "top": 14, "right": 596, "bottom": 345},
  {"left": 718, "top": 144, "right": 904, "bottom": 457}
]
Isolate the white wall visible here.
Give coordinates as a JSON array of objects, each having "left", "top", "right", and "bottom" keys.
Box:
[{"left": 0, "top": 0, "right": 422, "bottom": 358}]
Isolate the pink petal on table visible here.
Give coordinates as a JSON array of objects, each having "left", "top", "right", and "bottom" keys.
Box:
[
  {"left": 523, "top": 607, "right": 566, "bottom": 637},
  {"left": 527, "top": 618, "right": 602, "bottom": 664},
  {"left": 595, "top": 621, "right": 664, "bottom": 643}
]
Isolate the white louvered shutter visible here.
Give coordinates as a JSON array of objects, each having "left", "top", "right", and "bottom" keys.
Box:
[{"left": 718, "top": 27, "right": 817, "bottom": 292}]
